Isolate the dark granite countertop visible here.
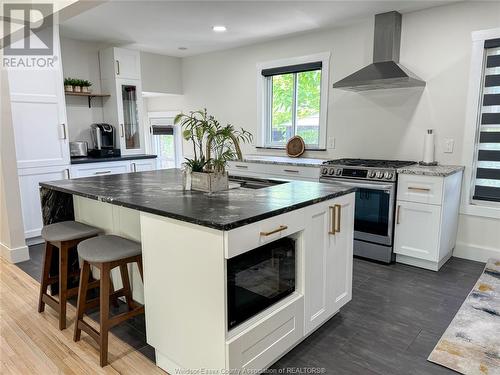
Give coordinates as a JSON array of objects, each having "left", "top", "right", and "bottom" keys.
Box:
[
  {"left": 40, "top": 169, "right": 355, "bottom": 230},
  {"left": 71, "top": 154, "right": 157, "bottom": 165}
]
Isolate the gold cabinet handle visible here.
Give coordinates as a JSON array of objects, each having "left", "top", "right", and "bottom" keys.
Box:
[
  {"left": 120, "top": 124, "right": 125, "bottom": 138},
  {"left": 396, "top": 204, "right": 401, "bottom": 224},
  {"left": 329, "top": 206, "right": 336, "bottom": 235},
  {"left": 260, "top": 225, "right": 288, "bottom": 236},
  {"left": 335, "top": 204, "right": 341, "bottom": 233},
  {"left": 408, "top": 187, "right": 431, "bottom": 192},
  {"left": 283, "top": 169, "right": 299, "bottom": 173},
  {"left": 116, "top": 60, "right": 120, "bottom": 75}
]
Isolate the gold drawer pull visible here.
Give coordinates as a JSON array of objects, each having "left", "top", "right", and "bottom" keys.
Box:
[
  {"left": 335, "top": 204, "right": 341, "bottom": 233},
  {"left": 283, "top": 169, "right": 299, "bottom": 173},
  {"left": 235, "top": 165, "right": 248, "bottom": 169},
  {"left": 396, "top": 204, "right": 401, "bottom": 224},
  {"left": 329, "top": 206, "right": 336, "bottom": 235},
  {"left": 408, "top": 187, "right": 431, "bottom": 192},
  {"left": 260, "top": 225, "right": 288, "bottom": 236}
]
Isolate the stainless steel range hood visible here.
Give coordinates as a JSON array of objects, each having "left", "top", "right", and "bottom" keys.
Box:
[{"left": 332, "top": 11, "right": 425, "bottom": 91}]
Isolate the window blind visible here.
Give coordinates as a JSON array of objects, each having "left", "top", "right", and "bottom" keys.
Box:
[
  {"left": 150, "top": 117, "right": 174, "bottom": 135},
  {"left": 473, "top": 39, "right": 500, "bottom": 203},
  {"left": 261, "top": 61, "right": 322, "bottom": 77}
]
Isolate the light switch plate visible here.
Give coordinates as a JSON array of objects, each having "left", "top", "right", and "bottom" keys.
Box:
[
  {"left": 327, "top": 136, "right": 335, "bottom": 149},
  {"left": 444, "top": 138, "right": 454, "bottom": 153}
]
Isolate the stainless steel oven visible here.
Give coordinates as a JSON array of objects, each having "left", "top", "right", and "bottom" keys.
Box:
[{"left": 320, "top": 159, "right": 416, "bottom": 263}]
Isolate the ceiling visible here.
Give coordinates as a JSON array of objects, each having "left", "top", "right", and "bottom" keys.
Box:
[{"left": 60, "top": 0, "right": 460, "bottom": 57}]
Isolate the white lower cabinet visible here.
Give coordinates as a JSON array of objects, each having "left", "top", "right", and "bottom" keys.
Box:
[
  {"left": 304, "top": 193, "right": 354, "bottom": 335},
  {"left": 71, "top": 161, "right": 130, "bottom": 178},
  {"left": 226, "top": 295, "right": 304, "bottom": 370},
  {"left": 130, "top": 159, "right": 156, "bottom": 172},
  {"left": 394, "top": 171, "right": 463, "bottom": 271},
  {"left": 394, "top": 201, "right": 441, "bottom": 262},
  {"left": 226, "top": 161, "right": 320, "bottom": 181},
  {"left": 18, "top": 166, "right": 70, "bottom": 238},
  {"left": 70, "top": 158, "right": 157, "bottom": 178}
]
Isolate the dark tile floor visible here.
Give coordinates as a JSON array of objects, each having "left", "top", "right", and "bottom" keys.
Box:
[{"left": 17, "top": 244, "right": 485, "bottom": 374}]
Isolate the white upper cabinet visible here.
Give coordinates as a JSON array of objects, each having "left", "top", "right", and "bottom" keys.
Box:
[
  {"left": 99, "top": 48, "right": 145, "bottom": 155},
  {"left": 100, "top": 47, "right": 141, "bottom": 80},
  {"left": 8, "top": 27, "right": 69, "bottom": 169}
]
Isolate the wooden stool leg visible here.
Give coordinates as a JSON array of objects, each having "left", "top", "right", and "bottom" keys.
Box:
[
  {"left": 109, "top": 279, "right": 119, "bottom": 309},
  {"left": 73, "top": 261, "right": 90, "bottom": 342},
  {"left": 119, "top": 264, "right": 134, "bottom": 311},
  {"left": 99, "top": 263, "right": 110, "bottom": 367},
  {"left": 58, "top": 242, "right": 68, "bottom": 330},
  {"left": 38, "top": 242, "right": 53, "bottom": 313}
]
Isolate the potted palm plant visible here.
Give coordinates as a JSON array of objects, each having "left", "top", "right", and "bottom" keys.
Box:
[{"left": 174, "top": 109, "right": 252, "bottom": 193}]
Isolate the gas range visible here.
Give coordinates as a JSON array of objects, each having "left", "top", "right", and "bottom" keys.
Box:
[
  {"left": 319, "top": 158, "right": 417, "bottom": 263},
  {"left": 320, "top": 158, "right": 417, "bottom": 182}
]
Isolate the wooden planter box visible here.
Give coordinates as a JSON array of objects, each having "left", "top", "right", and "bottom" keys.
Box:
[{"left": 191, "top": 171, "right": 228, "bottom": 193}]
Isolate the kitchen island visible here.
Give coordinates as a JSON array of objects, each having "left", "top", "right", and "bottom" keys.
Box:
[{"left": 40, "top": 169, "right": 355, "bottom": 373}]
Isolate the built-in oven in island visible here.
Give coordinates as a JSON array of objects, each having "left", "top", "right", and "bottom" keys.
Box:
[{"left": 227, "top": 237, "right": 296, "bottom": 330}]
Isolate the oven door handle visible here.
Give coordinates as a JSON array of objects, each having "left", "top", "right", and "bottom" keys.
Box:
[{"left": 324, "top": 180, "right": 394, "bottom": 191}]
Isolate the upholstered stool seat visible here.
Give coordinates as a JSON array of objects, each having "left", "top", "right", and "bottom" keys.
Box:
[
  {"left": 74, "top": 234, "right": 144, "bottom": 367},
  {"left": 77, "top": 235, "right": 141, "bottom": 263},
  {"left": 41, "top": 221, "right": 102, "bottom": 242},
  {"left": 38, "top": 221, "right": 102, "bottom": 330}
]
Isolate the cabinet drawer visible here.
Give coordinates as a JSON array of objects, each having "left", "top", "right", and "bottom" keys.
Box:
[
  {"left": 227, "top": 161, "right": 261, "bottom": 175},
  {"left": 397, "top": 174, "right": 443, "bottom": 205},
  {"left": 227, "top": 295, "right": 304, "bottom": 370},
  {"left": 224, "top": 208, "right": 306, "bottom": 259},
  {"left": 71, "top": 162, "right": 130, "bottom": 178},
  {"left": 227, "top": 161, "right": 320, "bottom": 181},
  {"left": 266, "top": 164, "right": 320, "bottom": 180}
]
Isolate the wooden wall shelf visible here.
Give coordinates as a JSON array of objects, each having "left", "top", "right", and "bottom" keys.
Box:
[{"left": 65, "top": 91, "right": 111, "bottom": 108}]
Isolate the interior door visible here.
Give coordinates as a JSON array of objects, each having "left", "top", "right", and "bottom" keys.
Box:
[{"left": 116, "top": 78, "right": 145, "bottom": 155}]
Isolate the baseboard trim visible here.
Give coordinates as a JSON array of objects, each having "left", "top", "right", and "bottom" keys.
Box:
[
  {"left": 0, "top": 242, "right": 29, "bottom": 263},
  {"left": 453, "top": 242, "right": 500, "bottom": 263}
]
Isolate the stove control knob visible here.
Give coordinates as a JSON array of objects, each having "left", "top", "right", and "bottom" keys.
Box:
[
  {"left": 329, "top": 168, "right": 336, "bottom": 175},
  {"left": 385, "top": 172, "right": 393, "bottom": 180},
  {"left": 321, "top": 167, "right": 328, "bottom": 175},
  {"left": 335, "top": 169, "right": 342, "bottom": 176},
  {"left": 368, "top": 171, "right": 376, "bottom": 178},
  {"left": 376, "top": 171, "right": 384, "bottom": 179}
]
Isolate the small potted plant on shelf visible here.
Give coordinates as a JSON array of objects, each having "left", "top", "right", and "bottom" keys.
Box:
[
  {"left": 64, "top": 78, "right": 73, "bottom": 92},
  {"left": 72, "top": 79, "right": 82, "bottom": 93},
  {"left": 81, "top": 80, "right": 92, "bottom": 93},
  {"left": 175, "top": 108, "right": 253, "bottom": 193}
]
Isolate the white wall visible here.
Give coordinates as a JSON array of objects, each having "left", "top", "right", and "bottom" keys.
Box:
[
  {"left": 176, "top": 1, "right": 500, "bottom": 261},
  {"left": 60, "top": 37, "right": 108, "bottom": 145},
  {"left": 141, "top": 52, "right": 183, "bottom": 95}
]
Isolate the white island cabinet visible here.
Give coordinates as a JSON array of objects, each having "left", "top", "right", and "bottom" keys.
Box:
[
  {"left": 42, "top": 170, "right": 354, "bottom": 373},
  {"left": 139, "top": 193, "right": 354, "bottom": 372}
]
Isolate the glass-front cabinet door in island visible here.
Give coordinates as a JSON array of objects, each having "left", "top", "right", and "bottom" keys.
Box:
[{"left": 117, "top": 79, "right": 145, "bottom": 154}]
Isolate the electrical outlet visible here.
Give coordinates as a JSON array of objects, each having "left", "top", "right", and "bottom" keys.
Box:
[
  {"left": 444, "top": 138, "right": 454, "bottom": 153},
  {"left": 327, "top": 136, "right": 335, "bottom": 149}
]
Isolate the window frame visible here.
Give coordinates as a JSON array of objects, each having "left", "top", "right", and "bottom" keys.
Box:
[
  {"left": 147, "top": 111, "right": 183, "bottom": 169},
  {"left": 461, "top": 28, "right": 500, "bottom": 219},
  {"left": 256, "top": 53, "right": 330, "bottom": 150}
]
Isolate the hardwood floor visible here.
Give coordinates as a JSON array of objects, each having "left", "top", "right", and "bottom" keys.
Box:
[
  {"left": 0, "top": 257, "right": 164, "bottom": 375},
  {"left": 8, "top": 244, "right": 486, "bottom": 374}
]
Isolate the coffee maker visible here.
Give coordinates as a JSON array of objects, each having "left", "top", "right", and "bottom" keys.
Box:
[{"left": 89, "top": 123, "right": 121, "bottom": 157}]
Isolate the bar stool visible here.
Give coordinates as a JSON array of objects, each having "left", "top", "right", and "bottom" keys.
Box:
[
  {"left": 38, "top": 221, "right": 102, "bottom": 330},
  {"left": 73, "top": 235, "right": 144, "bottom": 367}
]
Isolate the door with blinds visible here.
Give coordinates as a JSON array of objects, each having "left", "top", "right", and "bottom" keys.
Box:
[
  {"left": 150, "top": 117, "right": 179, "bottom": 169},
  {"left": 473, "top": 38, "right": 500, "bottom": 203}
]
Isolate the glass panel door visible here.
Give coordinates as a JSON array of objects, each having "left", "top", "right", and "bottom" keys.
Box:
[{"left": 121, "top": 84, "right": 141, "bottom": 150}]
